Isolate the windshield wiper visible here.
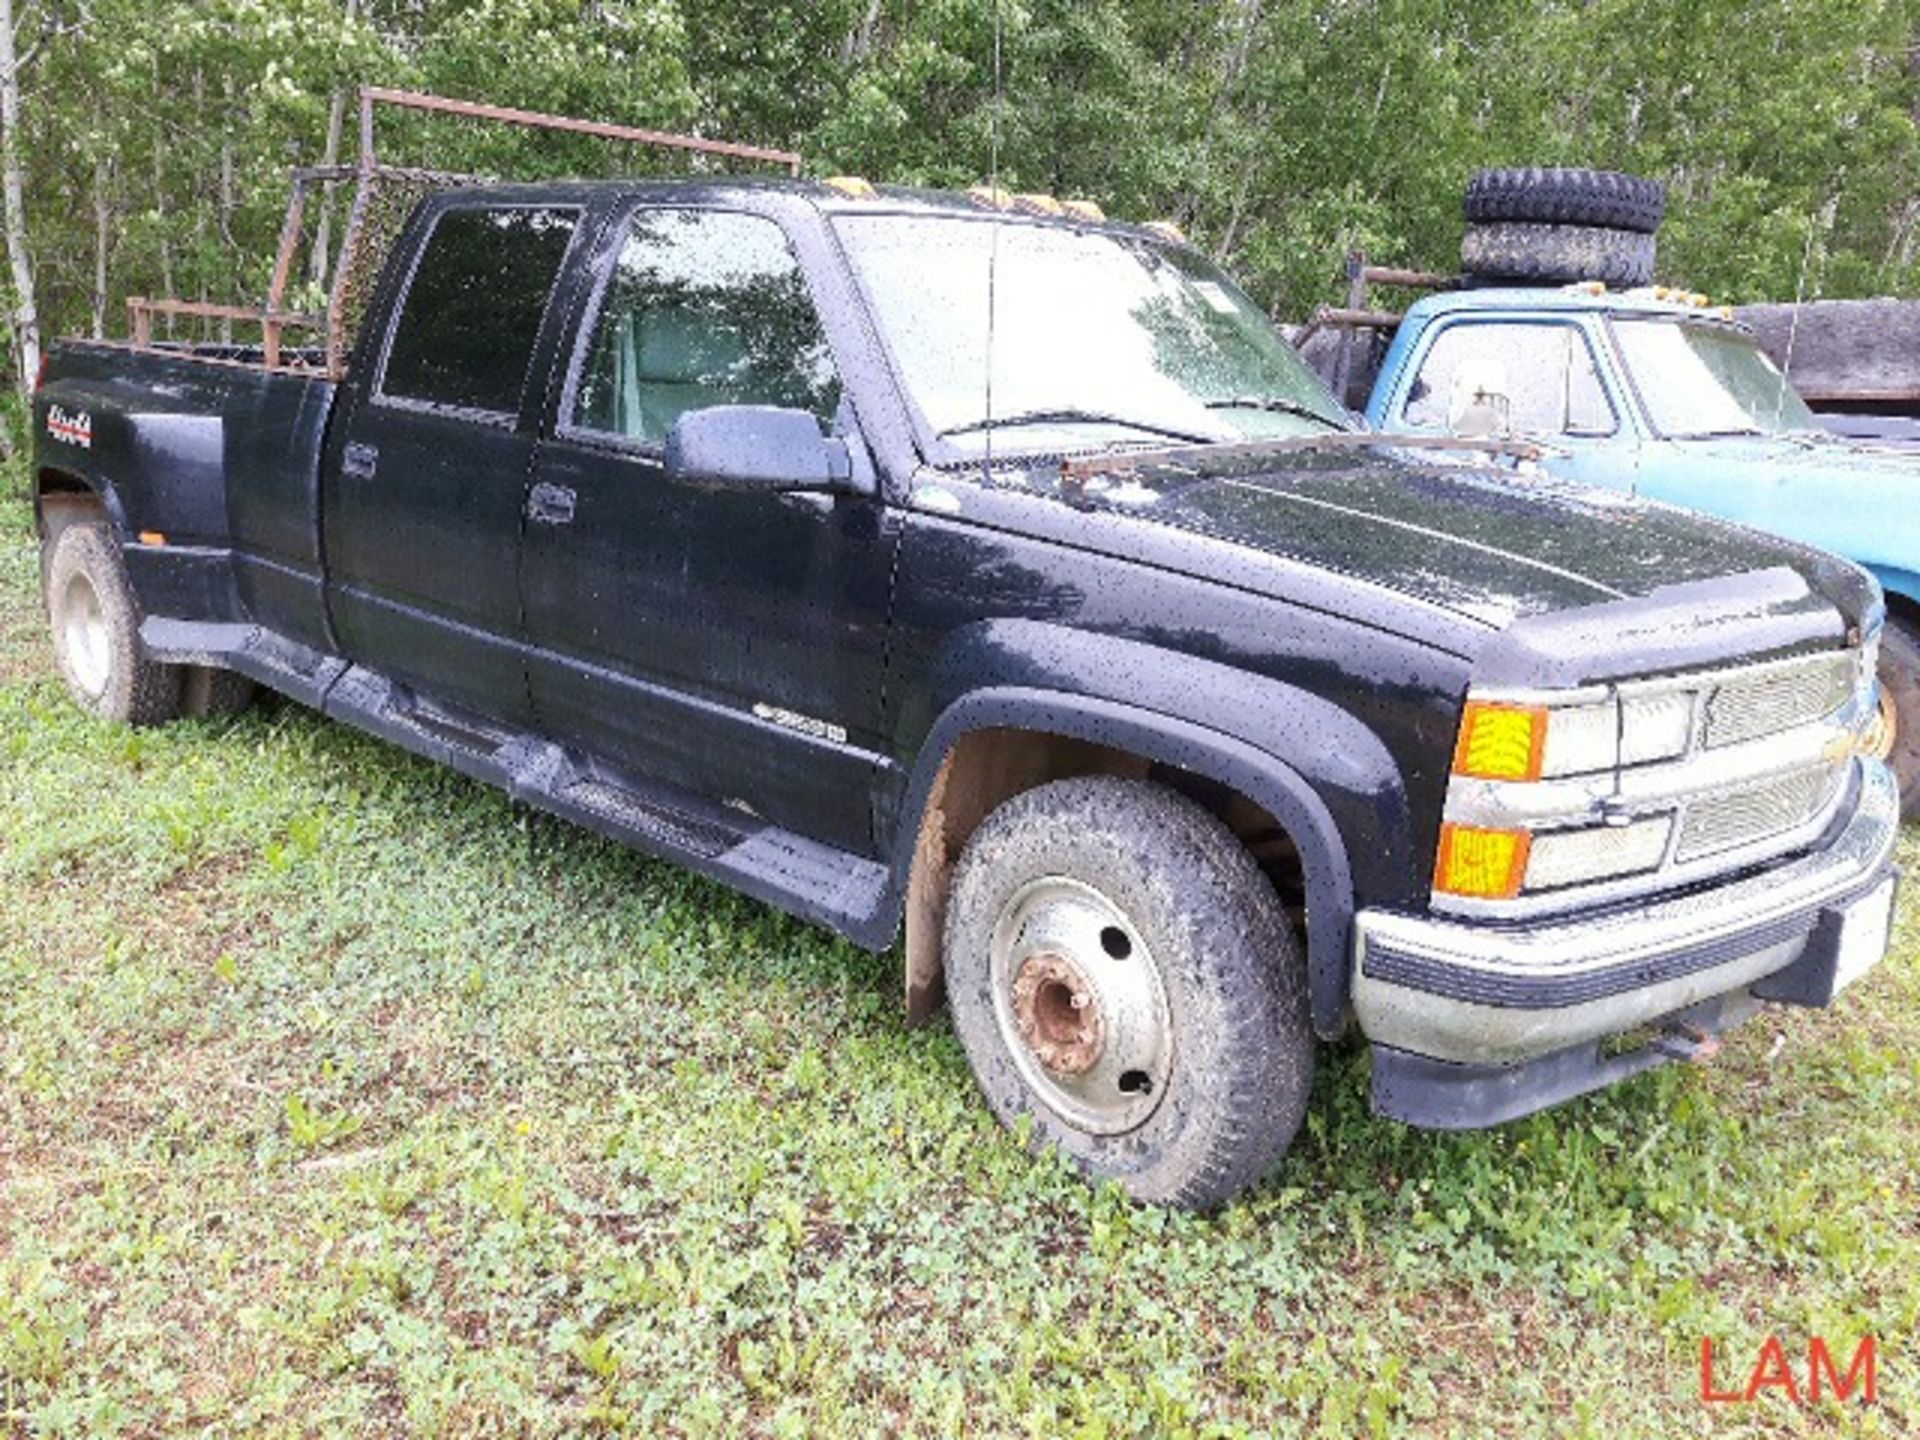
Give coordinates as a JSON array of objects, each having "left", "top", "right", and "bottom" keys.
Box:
[
  {"left": 1678, "top": 426, "right": 1769, "bottom": 438},
  {"left": 938, "top": 408, "right": 1221, "bottom": 445},
  {"left": 1205, "top": 395, "right": 1343, "bottom": 427}
]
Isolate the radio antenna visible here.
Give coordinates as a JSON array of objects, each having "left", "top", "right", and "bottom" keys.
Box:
[
  {"left": 1776, "top": 216, "right": 1816, "bottom": 435},
  {"left": 983, "top": 0, "right": 1004, "bottom": 480}
]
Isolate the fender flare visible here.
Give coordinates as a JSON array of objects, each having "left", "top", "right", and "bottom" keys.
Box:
[
  {"left": 886, "top": 686, "right": 1360, "bottom": 1039},
  {"left": 33, "top": 464, "right": 126, "bottom": 538}
]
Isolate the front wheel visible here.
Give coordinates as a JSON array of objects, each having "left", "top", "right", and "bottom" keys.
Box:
[
  {"left": 1877, "top": 615, "right": 1920, "bottom": 820},
  {"left": 944, "top": 776, "right": 1314, "bottom": 1209},
  {"left": 44, "top": 521, "right": 184, "bottom": 725}
]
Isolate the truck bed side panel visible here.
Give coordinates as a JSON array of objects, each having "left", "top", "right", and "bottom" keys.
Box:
[{"left": 35, "top": 342, "right": 339, "bottom": 653}]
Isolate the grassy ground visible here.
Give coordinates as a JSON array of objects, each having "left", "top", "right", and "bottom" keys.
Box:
[{"left": 2, "top": 502, "right": 1916, "bottom": 1439}]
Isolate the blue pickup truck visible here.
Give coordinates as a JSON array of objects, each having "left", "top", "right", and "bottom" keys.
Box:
[{"left": 1355, "top": 285, "right": 1920, "bottom": 816}]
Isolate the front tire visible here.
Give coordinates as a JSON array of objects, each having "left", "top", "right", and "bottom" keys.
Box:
[
  {"left": 1877, "top": 615, "right": 1920, "bottom": 820},
  {"left": 44, "top": 521, "right": 183, "bottom": 725},
  {"left": 944, "top": 776, "right": 1314, "bottom": 1209}
]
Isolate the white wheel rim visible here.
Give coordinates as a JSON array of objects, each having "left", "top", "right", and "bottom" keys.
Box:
[
  {"left": 59, "top": 570, "right": 111, "bottom": 698},
  {"left": 989, "top": 875, "right": 1173, "bottom": 1136}
]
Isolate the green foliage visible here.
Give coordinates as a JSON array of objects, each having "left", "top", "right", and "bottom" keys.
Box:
[{"left": 1, "top": 0, "right": 1913, "bottom": 385}]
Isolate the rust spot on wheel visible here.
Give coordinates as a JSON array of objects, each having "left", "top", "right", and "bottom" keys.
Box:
[
  {"left": 1011, "top": 951, "right": 1102, "bottom": 1075},
  {"left": 1869, "top": 686, "right": 1897, "bottom": 761}
]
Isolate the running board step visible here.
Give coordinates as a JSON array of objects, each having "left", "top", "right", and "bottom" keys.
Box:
[
  {"left": 142, "top": 618, "right": 346, "bottom": 709},
  {"left": 141, "top": 618, "right": 897, "bottom": 945},
  {"left": 562, "top": 777, "right": 743, "bottom": 858}
]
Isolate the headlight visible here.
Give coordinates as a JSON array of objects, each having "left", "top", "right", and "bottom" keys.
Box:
[
  {"left": 1522, "top": 815, "right": 1671, "bottom": 890},
  {"left": 1441, "top": 686, "right": 1691, "bottom": 901},
  {"left": 1452, "top": 693, "right": 1690, "bottom": 782},
  {"left": 1434, "top": 814, "right": 1674, "bottom": 899}
]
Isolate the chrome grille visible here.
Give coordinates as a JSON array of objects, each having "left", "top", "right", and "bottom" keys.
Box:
[
  {"left": 1703, "top": 652, "right": 1855, "bottom": 749},
  {"left": 1439, "top": 640, "right": 1872, "bottom": 921},
  {"left": 1676, "top": 765, "right": 1841, "bottom": 863}
]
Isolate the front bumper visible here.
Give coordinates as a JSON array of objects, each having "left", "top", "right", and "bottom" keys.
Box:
[{"left": 1352, "top": 758, "right": 1900, "bottom": 1127}]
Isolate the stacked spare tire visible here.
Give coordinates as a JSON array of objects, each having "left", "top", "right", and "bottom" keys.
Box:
[{"left": 1461, "top": 167, "right": 1665, "bottom": 288}]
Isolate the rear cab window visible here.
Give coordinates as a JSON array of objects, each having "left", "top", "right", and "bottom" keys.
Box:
[{"left": 378, "top": 206, "right": 581, "bottom": 418}]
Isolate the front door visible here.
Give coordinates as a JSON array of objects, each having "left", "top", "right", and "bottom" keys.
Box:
[
  {"left": 324, "top": 203, "right": 582, "bottom": 722},
  {"left": 521, "top": 205, "right": 896, "bottom": 855},
  {"left": 1391, "top": 317, "right": 1640, "bottom": 493}
]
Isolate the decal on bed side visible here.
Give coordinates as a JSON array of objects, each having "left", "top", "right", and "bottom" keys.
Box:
[{"left": 47, "top": 406, "right": 93, "bottom": 449}]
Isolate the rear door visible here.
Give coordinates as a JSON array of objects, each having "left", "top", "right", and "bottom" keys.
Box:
[
  {"left": 520, "top": 204, "right": 897, "bottom": 855},
  {"left": 324, "top": 203, "right": 582, "bottom": 722}
]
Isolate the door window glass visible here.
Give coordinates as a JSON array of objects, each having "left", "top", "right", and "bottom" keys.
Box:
[
  {"left": 381, "top": 206, "right": 579, "bottom": 415},
  {"left": 571, "top": 209, "right": 841, "bottom": 444},
  {"left": 1402, "top": 322, "right": 1616, "bottom": 437}
]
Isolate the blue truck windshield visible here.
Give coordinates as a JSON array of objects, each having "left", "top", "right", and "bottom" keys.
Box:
[
  {"left": 835, "top": 213, "right": 1351, "bottom": 455},
  {"left": 1612, "top": 317, "right": 1821, "bottom": 438}
]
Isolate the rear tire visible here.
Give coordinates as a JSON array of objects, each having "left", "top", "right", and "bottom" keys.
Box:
[
  {"left": 1465, "top": 167, "right": 1667, "bottom": 234},
  {"left": 1461, "top": 221, "right": 1656, "bottom": 289},
  {"left": 44, "top": 521, "right": 183, "bottom": 726},
  {"left": 1877, "top": 615, "right": 1920, "bottom": 820},
  {"left": 944, "top": 776, "right": 1314, "bottom": 1209}
]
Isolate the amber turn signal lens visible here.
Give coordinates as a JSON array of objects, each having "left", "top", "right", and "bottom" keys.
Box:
[
  {"left": 1434, "top": 823, "right": 1531, "bottom": 899},
  {"left": 1452, "top": 701, "right": 1546, "bottom": 781}
]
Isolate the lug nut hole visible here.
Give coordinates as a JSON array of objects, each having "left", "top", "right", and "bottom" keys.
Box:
[
  {"left": 1118, "top": 1069, "right": 1153, "bottom": 1095},
  {"left": 1099, "top": 926, "right": 1132, "bottom": 960}
]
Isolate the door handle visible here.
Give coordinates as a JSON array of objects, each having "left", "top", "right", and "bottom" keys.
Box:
[
  {"left": 342, "top": 441, "right": 378, "bottom": 480},
  {"left": 527, "top": 482, "right": 577, "bottom": 526}
]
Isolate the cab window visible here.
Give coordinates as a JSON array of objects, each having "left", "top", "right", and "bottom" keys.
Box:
[
  {"left": 380, "top": 206, "right": 580, "bottom": 416},
  {"left": 570, "top": 209, "right": 841, "bottom": 445},
  {"left": 1402, "top": 321, "right": 1617, "bottom": 438}
]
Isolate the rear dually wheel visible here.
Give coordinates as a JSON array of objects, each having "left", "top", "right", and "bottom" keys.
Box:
[{"left": 44, "top": 521, "right": 184, "bottom": 725}]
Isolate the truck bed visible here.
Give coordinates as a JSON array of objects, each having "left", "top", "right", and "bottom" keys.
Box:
[
  {"left": 1737, "top": 299, "right": 1920, "bottom": 445},
  {"left": 36, "top": 340, "right": 342, "bottom": 657}
]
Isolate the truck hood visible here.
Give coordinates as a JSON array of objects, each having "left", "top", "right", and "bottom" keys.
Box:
[
  {"left": 1671, "top": 431, "right": 1920, "bottom": 477},
  {"left": 980, "top": 443, "right": 1877, "bottom": 669}
]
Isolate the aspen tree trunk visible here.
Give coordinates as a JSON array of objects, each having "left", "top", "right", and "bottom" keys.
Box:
[
  {"left": 219, "top": 77, "right": 235, "bottom": 343},
  {"left": 839, "top": 0, "right": 882, "bottom": 65},
  {"left": 153, "top": 112, "right": 174, "bottom": 336},
  {"left": 91, "top": 156, "right": 111, "bottom": 339},
  {"left": 0, "top": 0, "right": 41, "bottom": 401}
]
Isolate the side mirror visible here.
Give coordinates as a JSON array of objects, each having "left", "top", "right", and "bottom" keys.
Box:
[{"left": 664, "top": 405, "right": 853, "bottom": 492}]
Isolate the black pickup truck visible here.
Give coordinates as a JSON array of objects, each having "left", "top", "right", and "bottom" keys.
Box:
[{"left": 33, "top": 179, "right": 1901, "bottom": 1207}]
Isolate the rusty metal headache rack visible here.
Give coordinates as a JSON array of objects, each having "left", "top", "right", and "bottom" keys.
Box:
[
  {"left": 1289, "top": 252, "right": 1462, "bottom": 409},
  {"left": 123, "top": 87, "right": 805, "bottom": 379}
]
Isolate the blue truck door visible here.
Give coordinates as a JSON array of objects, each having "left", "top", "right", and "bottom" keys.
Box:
[
  {"left": 1381, "top": 316, "right": 1640, "bottom": 493},
  {"left": 323, "top": 203, "right": 582, "bottom": 724}
]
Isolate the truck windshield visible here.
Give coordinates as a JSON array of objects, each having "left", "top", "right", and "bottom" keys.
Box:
[
  {"left": 834, "top": 213, "right": 1351, "bottom": 455},
  {"left": 1611, "top": 317, "right": 1820, "bottom": 438}
]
